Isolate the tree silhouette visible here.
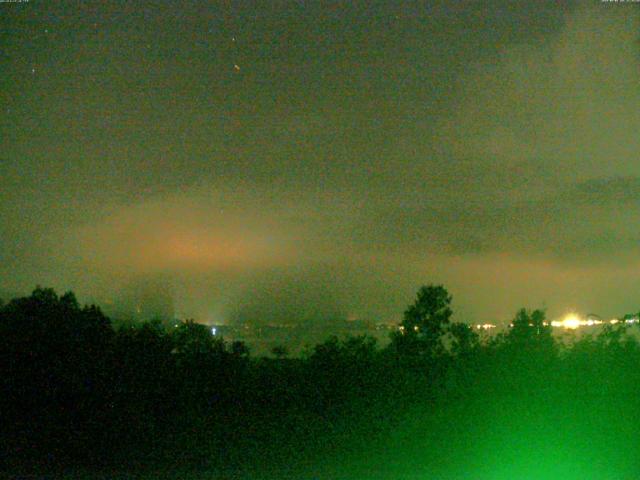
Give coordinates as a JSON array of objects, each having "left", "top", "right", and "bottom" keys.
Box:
[
  {"left": 391, "top": 284, "right": 452, "bottom": 358},
  {"left": 4, "top": 283, "right": 640, "bottom": 476},
  {"left": 504, "top": 308, "right": 553, "bottom": 349},
  {"left": 171, "top": 319, "right": 225, "bottom": 356},
  {"left": 0, "top": 287, "right": 114, "bottom": 464},
  {"left": 448, "top": 321, "right": 479, "bottom": 358}
]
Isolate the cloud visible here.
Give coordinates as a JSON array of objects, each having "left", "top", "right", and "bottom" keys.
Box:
[
  {"left": 2, "top": 2, "right": 640, "bottom": 324},
  {"left": 395, "top": 5, "right": 640, "bottom": 261}
]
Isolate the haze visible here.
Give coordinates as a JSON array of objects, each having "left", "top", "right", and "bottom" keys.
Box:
[{"left": 2, "top": 1, "right": 640, "bottom": 326}]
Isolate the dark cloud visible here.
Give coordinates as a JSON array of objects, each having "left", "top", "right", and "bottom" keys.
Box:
[
  {"left": 573, "top": 176, "right": 640, "bottom": 204},
  {"left": 1, "top": 1, "right": 640, "bottom": 325}
]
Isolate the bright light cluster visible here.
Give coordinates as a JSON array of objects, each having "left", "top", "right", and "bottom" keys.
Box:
[
  {"left": 475, "top": 323, "right": 497, "bottom": 331},
  {"left": 472, "top": 315, "right": 638, "bottom": 332},
  {"left": 547, "top": 313, "right": 635, "bottom": 329},
  {"left": 551, "top": 314, "right": 595, "bottom": 329}
]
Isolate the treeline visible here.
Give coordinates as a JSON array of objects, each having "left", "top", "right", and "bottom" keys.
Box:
[{"left": 1, "top": 286, "right": 640, "bottom": 478}]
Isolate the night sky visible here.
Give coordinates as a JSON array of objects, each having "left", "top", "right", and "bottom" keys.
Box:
[{"left": 2, "top": 1, "right": 640, "bottom": 326}]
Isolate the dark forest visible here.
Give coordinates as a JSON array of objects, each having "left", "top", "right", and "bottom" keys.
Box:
[{"left": 2, "top": 286, "right": 639, "bottom": 479}]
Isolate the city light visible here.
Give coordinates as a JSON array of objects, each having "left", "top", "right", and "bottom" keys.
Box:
[
  {"left": 476, "top": 323, "right": 497, "bottom": 331},
  {"left": 469, "top": 314, "right": 639, "bottom": 331},
  {"left": 553, "top": 313, "right": 582, "bottom": 330}
]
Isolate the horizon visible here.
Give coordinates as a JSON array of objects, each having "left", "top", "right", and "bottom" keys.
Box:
[{"left": 3, "top": 2, "right": 640, "bottom": 335}]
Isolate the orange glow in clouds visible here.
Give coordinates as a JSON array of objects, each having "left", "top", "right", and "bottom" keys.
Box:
[
  {"left": 72, "top": 206, "right": 289, "bottom": 274},
  {"left": 164, "top": 233, "right": 252, "bottom": 268}
]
